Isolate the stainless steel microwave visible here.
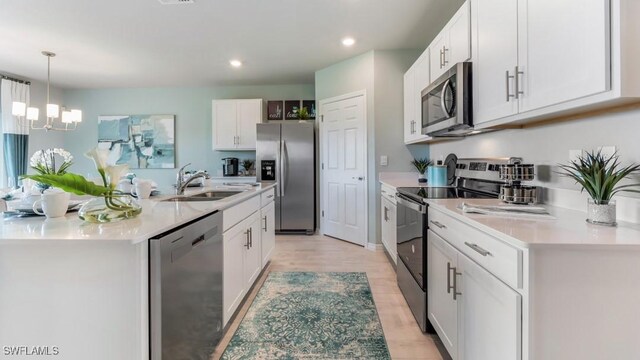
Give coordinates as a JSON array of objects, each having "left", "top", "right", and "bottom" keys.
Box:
[{"left": 421, "top": 62, "right": 472, "bottom": 137}]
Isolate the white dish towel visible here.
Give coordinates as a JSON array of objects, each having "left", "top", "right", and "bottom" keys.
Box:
[{"left": 460, "top": 202, "right": 556, "bottom": 220}]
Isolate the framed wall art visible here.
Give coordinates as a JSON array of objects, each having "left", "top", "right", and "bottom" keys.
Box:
[
  {"left": 267, "top": 101, "right": 284, "bottom": 120},
  {"left": 97, "top": 114, "right": 175, "bottom": 169}
]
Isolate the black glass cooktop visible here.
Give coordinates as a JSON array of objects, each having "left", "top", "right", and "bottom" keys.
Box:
[{"left": 397, "top": 186, "right": 497, "bottom": 203}]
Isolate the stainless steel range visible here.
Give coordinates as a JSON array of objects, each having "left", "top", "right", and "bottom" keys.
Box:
[{"left": 395, "top": 157, "right": 519, "bottom": 332}]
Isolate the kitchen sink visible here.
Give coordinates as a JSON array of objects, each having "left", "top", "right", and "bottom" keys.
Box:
[{"left": 164, "top": 190, "right": 244, "bottom": 202}]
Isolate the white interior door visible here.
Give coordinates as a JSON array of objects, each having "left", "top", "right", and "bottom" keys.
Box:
[{"left": 320, "top": 93, "right": 367, "bottom": 246}]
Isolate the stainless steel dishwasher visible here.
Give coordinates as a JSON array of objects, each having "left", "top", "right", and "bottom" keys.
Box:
[{"left": 150, "top": 211, "right": 223, "bottom": 360}]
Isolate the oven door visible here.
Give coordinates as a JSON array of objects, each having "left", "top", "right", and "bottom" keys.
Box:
[
  {"left": 422, "top": 62, "right": 472, "bottom": 136},
  {"left": 395, "top": 194, "right": 427, "bottom": 289}
]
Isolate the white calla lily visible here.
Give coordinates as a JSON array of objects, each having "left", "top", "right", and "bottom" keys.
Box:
[
  {"left": 105, "top": 164, "right": 129, "bottom": 188},
  {"left": 85, "top": 148, "right": 109, "bottom": 171}
]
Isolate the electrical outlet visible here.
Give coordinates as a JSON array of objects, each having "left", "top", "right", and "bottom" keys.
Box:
[
  {"left": 569, "top": 150, "right": 583, "bottom": 162},
  {"left": 380, "top": 155, "right": 388, "bottom": 166},
  {"left": 598, "top": 146, "right": 617, "bottom": 158}
]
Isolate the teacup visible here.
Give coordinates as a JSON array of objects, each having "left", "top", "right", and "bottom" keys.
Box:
[
  {"left": 32, "top": 189, "right": 71, "bottom": 218},
  {"left": 132, "top": 181, "right": 152, "bottom": 199}
]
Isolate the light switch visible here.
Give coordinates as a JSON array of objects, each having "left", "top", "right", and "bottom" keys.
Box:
[{"left": 380, "top": 155, "right": 388, "bottom": 166}]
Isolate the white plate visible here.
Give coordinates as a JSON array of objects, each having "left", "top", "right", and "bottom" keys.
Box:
[{"left": 11, "top": 200, "right": 83, "bottom": 215}]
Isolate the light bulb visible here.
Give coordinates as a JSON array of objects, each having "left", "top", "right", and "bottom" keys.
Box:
[
  {"left": 26, "top": 107, "right": 39, "bottom": 121},
  {"left": 12, "top": 102, "right": 26, "bottom": 117}
]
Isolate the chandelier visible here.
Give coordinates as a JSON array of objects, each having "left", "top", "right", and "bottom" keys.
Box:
[{"left": 11, "top": 51, "right": 81, "bottom": 131}]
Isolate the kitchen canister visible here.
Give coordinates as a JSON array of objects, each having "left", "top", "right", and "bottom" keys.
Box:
[{"left": 427, "top": 163, "right": 448, "bottom": 187}]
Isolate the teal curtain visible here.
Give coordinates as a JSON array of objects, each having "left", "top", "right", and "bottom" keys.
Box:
[
  {"left": 0, "top": 79, "right": 30, "bottom": 188},
  {"left": 3, "top": 134, "right": 28, "bottom": 187}
]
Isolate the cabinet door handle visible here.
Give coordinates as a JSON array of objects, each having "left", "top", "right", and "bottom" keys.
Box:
[
  {"left": 452, "top": 267, "right": 462, "bottom": 300},
  {"left": 442, "top": 46, "right": 448, "bottom": 67},
  {"left": 515, "top": 66, "right": 524, "bottom": 99},
  {"left": 430, "top": 220, "right": 446, "bottom": 229},
  {"left": 263, "top": 216, "right": 267, "bottom": 232},
  {"left": 506, "top": 70, "right": 515, "bottom": 102},
  {"left": 447, "top": 262, "right": 454, "bottom": 294},
  {"left": 439, "top": 48, "right": 444, "bottom": 68},
  {"left": 464, "top": 242, "right": 492, "bottom": 257},
  {"left": 249, "top": 228, "right": 253, "bottom": 248},
  {"left": 384, "top": 207, "right": 389, "bottom": 222},
  {"left": 244, "top": 230, "right": 250, "bottom": 249}
]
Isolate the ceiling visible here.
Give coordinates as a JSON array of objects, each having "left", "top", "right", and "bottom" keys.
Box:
[{"left": 0, "top": 0, "right": 464, "bottom": 89}]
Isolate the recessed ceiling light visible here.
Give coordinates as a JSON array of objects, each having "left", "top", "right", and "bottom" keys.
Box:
[
  {"left": 229, "top": 59, "right": 242, "bottom": 68},
  {"left": 342, "top": 37, "right": 356, "bottom": 47}
]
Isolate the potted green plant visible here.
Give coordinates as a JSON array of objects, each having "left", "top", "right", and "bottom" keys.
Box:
[
  {"left": 297, "top": 107, "right": 310, "bottom": 120},
  {"left": 242, "top": 159, "right": 255, "bottom": 176},
  {"left": 558, "top": 150, "right": 640, "bottom": 226},
  {"left": 411, "top": 158, "right": 432, "bottom": 183}
]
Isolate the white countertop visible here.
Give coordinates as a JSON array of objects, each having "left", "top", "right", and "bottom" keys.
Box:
[
  {"left": 379, "top": 172, "right": 430, "bottom": 188},
  {"left": 426, "top": 198, "right": 640, "bottom": 249},
  {"left": 0, "top": 183, "right": 276, "bottom": 244}
]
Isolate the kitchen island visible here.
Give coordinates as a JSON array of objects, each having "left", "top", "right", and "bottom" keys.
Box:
[{"left": 0, "top": 183, "right": 276, "bottom": 360}]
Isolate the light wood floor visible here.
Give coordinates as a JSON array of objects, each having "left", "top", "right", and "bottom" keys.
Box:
[{"left": 212, "top": 234, "right": 446, "bottom": 360}]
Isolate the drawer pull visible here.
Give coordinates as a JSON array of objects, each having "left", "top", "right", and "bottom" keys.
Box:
[
  {"left": 465, "top": 242, "right": 492, "bottom": 257},
  {"left": 430, "top": 220, "right": 446, "bottom": 229}
]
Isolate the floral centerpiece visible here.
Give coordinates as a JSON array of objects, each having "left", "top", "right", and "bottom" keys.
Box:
[
  {"left": 22, "top": 148, "right": 142, "bottom": 223},
  {"left": 29, "top": 148, "right": 74, "bottom": 192}
]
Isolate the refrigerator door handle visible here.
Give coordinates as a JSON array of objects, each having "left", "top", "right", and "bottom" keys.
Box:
[
  {"left": 276, "top": 140, "right": 282, "bottom": 197},
  {"left": 281, "top": 140, "right": 288, "bottom": 197}
]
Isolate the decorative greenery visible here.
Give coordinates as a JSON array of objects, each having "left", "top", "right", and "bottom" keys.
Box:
[
  {"left": 297, "top": 107, "right": 310, "bottom": 120},
  {"left": 242, "top": 159, "right": 255, "bottom": 171},
  {"left": 411, "top": 158, "right": 432, "bottom": 174},
  {"left": 22, "top": 148, "right": 141, "bottom": 218},
  {"left": 558, "top": 150, "right": 640, "bottom": 205}
]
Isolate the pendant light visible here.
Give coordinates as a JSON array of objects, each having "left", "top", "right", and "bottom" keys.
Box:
[{"left": 11, "top": 51, "right": 82, "bottom": 131}]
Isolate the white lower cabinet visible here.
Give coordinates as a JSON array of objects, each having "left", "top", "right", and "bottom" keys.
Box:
[
  {"left": 260, "top": 201, "right": 276, "bottom": 266},
  {"left": 457, "top": 254, "right": 522, "bottom": 360},
  {"left": 427, "top": 215, "right": 522, "bottom": 360},
  {"left": 380, "top": 196, "right": 397, "bottom": 264},
  {"left": 223, "top": 190, "right": 276, "bottom": 327},
  {"left": 223, "top": 212, "right": 258, "bottom": 326},
  {"left": 427, "top": 230, "right": 459, "bottom": 359}
]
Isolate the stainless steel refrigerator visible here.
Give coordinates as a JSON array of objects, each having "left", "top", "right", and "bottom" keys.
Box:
[{"left": 256, "top": 123, "right": 315, "bottom": 234}]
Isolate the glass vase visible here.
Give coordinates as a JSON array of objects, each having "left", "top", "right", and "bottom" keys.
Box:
[
  {"left": 586, "top": 198, "right": 616, "bottom": 226},
  {"left": 78, "top": 194, "right": 142, "bottom": 223}
]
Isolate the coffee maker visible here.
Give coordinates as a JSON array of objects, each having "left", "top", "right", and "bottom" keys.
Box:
[{"left": 222, "top": 157, "right": 239, "bottom": 176}]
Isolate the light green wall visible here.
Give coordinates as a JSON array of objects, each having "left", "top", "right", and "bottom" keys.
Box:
[
  {"left": 62, "top": 84, "right": 314, "bottom": 186},
  {"left": 315, "top": 50, "right": 429, "bottom": 245},
  {"left": 373, "top": 50, "right": 429, "bottom": 245}
]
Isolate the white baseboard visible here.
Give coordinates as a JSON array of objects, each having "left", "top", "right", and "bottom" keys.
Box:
[{"left": 366, "top": 243, "right": 384, "bottom": 251}]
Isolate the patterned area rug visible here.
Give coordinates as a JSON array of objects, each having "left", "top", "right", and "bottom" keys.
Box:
[{"left": 221, "top": 272, "right": 391, "bottom": 360}]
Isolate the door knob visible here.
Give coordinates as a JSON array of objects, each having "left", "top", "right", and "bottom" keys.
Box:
[{"left": 352, "top": 176, "right": 364, "bottom": 181}]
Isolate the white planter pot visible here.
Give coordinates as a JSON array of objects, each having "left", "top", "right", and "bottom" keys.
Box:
[{"left": 586, "top": 199, "right": 616, "bottom": 226}]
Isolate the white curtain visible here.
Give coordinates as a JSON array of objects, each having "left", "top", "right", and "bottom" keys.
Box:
[{"left": 0, "top": 79, "right": 30, "bottom": 187}]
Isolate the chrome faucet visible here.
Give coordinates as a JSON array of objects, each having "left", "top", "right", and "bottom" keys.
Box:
[{"left": 175, "top": 163, "right": 208, "bottom": 195}]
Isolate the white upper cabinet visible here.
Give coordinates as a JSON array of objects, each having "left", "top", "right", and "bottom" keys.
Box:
[
  {"left": 473, "top": 0, "right": 640, "bottom": 128},
  {"left": 212, "top": 99, "right": 262, "bottom": 150},
  {"left": 403, "top": 50, "right": 431, "bottom": 144},
  {"left": 430, "top": 1, "right": 471, "bottom": 81},
  {"left": 472, "top": 0, "right": 519, "bottom": 124},
  {"left": 403, "top": 67, "right": 416, "bottom": 143},
  {"left": 517, "top": 0, "right": 610, "bottom": 112}
]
